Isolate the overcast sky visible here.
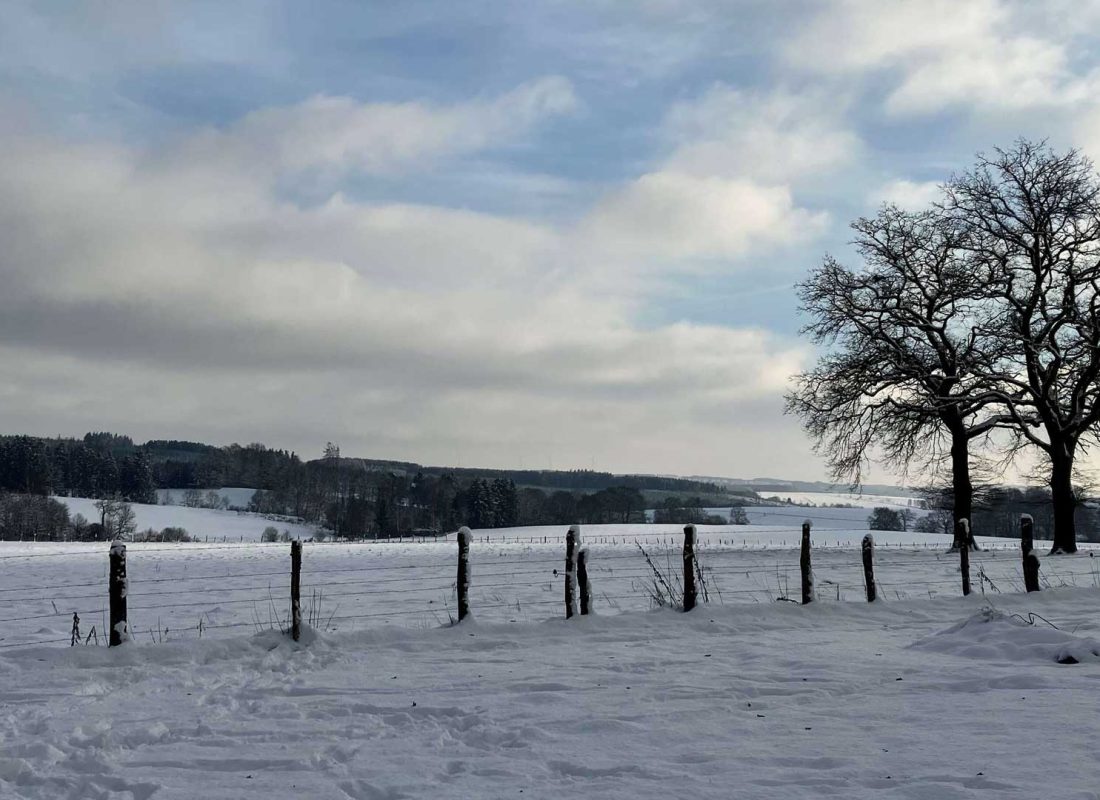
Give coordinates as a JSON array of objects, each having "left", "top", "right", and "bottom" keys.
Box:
[{"left": 3, "top": 1, "right": 1100, "bottom": 481}]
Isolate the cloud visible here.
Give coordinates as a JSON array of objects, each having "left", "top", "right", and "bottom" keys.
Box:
[
  {"left": 868, "top": 179, "right": 943, "bottom": 210},
  {"left": 662, "top": 86, "right": 859, "bottom": 182},
  {"left": 0, "top": 81, "right": 811, "bottom": 475},
  {"left": 570, "top": 85, "right": 843, "bottom": 284},
  {"left": 582, "top": 171, "right": 827, "bottom": 265},
  {"left": 1074, "top": 106, "right": 1100, "bottom": 165},
  {"left": 176, "top": 76, "right": 577, "bottom": 181},
  {"left": 788, "top": 0, "right": 1095, "bottom": 114}
]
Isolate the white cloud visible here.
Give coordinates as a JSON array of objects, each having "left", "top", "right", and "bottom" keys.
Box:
[
  {"left": 569, "top": 85, "right": 843, "bottom": 283},
  {"left": 582, "top": 171, "right": 827, "bottom": 264},
  {"left": 788, "top": 0, "right": 1094, "bottom": 114},
  {"left": 886, "top": 36, "right": 1084, "bottom": 114},
  {"left": 788, "top": 0, "right": 1002, "bottom": 72},
  {"left": 175, "top": 76, "right": 577, "bottom": 182},
  {"left": 1073, "top": 106, "right": 1100, "bottom": 165},
  {"left": 869, "top": 179, "right": 943, "bottom": 210},
  {"left": 662, "top": 86, "right": 859, "bottom": 182}
]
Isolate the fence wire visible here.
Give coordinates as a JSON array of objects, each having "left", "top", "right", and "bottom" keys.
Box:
[{"left": 0, "top": 533, "right": 1097, "bottom": 650}]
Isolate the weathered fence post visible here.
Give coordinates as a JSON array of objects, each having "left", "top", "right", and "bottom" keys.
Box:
[
  {"left": 1021, "top": 514, "right": 1040, "bottom": 592},
  {"left": 800, "top": 521, "right": 813, "bottom": 605},
  {"left": 957, "top": 519, "right": 971, "bottom": 596},
  {"left": 861, "top": 534, "right": 876, "bottom": 603},
  {"left": 683, "top": 524, "right": 697, "bottom": 611},
  {"left": 457, "top": 526, "right": 471, "bottom": 622},
  {"left": 951, "top": 517, "right": 966, "bottom": 551},
  {"left": 577, "top": 547, "right": 591, "bottom": 615},
  {"left": 290, "top": 539, "right": 302, "bottom": 641},
  {"left": 565, "top": 525, "right": 579, "bottom": 618},
  {"left": 108, "top": 541, "right": 128, "bottom": 647}
]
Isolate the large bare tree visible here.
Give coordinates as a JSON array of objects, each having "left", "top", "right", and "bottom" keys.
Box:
[
  {"left": 788, "top": 206, "right": 1007, "bottom": 543},
  {"left": 943, "top": 141, "right": 1100, "bottom": 553}
]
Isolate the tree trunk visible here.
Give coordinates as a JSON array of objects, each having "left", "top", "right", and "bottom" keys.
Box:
[
  {"left": 1049, "top": 449, "right": 1078, "bottom": 554},
  {"left": 948, "top": 428, "right": 975, "bottom": 550}
]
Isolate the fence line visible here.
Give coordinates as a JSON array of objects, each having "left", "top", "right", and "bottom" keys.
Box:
[{"left": 1, "top": 516, "right": 1098, "bottom": 650}]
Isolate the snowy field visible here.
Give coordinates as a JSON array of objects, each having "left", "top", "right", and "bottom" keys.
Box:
[
  {"left": 760, "top": 490, "right": 922, "bottom": 509},
  {"left": 2, "top": 524, "right": 1097, "bottom": 653},
  {"left": 50, "top": 495, "right": 919, "bottom": 544},
  {"left": 55, "top": 496, "right": 317, "bottom": 542},
  {"left": 651, "top": 497, "right": 928, "bottom": 528},
  {"left": 739, "top": 505, "right": 929, "bottom": 529},
  {"left": 1, "top": 562, "right": 1099, "bottom": 797}
]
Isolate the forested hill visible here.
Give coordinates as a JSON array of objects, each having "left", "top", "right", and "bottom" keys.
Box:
[
  {"left": 0, "top": 432, "right": 741, "bottom": 499},
  {"left": 338, "top": 459, "right": 746, "bottom": 496}
]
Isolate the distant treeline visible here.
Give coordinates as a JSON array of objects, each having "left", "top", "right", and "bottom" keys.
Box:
[
  {"left": 921, "top": 486, "right": 1100, "bottom": 542},
  {"left": 0, "top": 432, "right": 744, "bottom": 537},
  {"left": 0, "top": 434, "right": 157, "bottom": 503},
  {"left": 340, "top": 461, "right": 736, "bottom": 496}
]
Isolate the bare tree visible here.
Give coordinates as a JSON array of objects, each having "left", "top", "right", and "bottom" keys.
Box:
[
  {"left": 787, "top": 206, "right": 1007, "bottom": 544},
  {"left": 944, "top": 141, "right": 1100, "bottom": 553},
  {"left": 95, "top": 494, "right": 135, "bottom": 540}
]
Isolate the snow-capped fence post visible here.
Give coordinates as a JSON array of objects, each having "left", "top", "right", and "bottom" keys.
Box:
[
  {"left": 1021, "top": 515, "right": 1040, "bottom": 593},
  {"left": 290, "top": 539, "right": 302, "bottom": 641},
  {"left": 683, "top": 524, "right": 697, "bottom": 612},
  {"left": 861, "top": 534, "right": 876, "bottom": 603},
  {"left": 565, "top": 525, "right": 579, "bottom": 619},
  {"left": 457, "top": 526, "right": 471, "bottom": 622},
  {"left": 108, "top": 541, "right": 128, "bottom": 647},
  {"left": 800, "top": 521, "right": 813, "bottom": 605},
  {"left": 577, "top": 547, "right": 591, "bottom": 615},
  {"left": 956, "top": 519, "right": 971, "bottom": 596}
]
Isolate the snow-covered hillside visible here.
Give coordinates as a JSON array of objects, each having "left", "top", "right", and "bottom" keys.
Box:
[
  {"left": 761, "top": 490, "right": 922, "bottom": 509},
  {"left": 647, "top": 505, "right": 929, "bottom": 530},
  {"left": 741, "top": 504, "right": 930, "bottom": 530},
  {"left": 647, "top": 491, "right": 928, "bottom": 528},
  {"left": 55, "top": 496, "right": 316, "bottom": 542}
]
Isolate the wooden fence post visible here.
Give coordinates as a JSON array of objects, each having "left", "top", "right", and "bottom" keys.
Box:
[
  {"left": 565, "top": 525, "right": 579, "bottom": 618},
  {"left": 683, "top": 524, "right": 697, "bottom": 612},
  {"left": 951, "top": 517, "right": 965, "bottom": 551},
  {"left": 457, "top": 526, "right": 471, "bottom": 622},
  {"left": 290, "top": 539, "right": 302, "bottom": 641},
  {"left": 957, "top": 519, "right": 971, "bottom": 596},
  {"left": 1021, "top": 514, "right": 1040, "bottom": 592},
  {"left": 862, "top": 534, "right": 876, "bottom": 603},
  {"left": 800, "top": 521, "right": 813, "bottom": 605},
  {"left": 108, "top": 541, "right": 128, "bottom": 647},
  {"left": 578, "top": 547, "right": 591, "bottom": 615}
]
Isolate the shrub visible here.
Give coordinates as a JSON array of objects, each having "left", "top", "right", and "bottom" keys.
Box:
[
  {"left": 161, "top": 526, "right": 191, "bottom": 542},
  {"left": 729, "top": 507, "right": 750, "bottom": 525},
  {"left": 868, "top": 507, "right": 904, "bottom": 531}
]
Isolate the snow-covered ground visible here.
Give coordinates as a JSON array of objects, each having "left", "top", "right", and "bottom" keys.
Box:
[
  {"left": 651, "top": 491, "right": 927, "bottom": 527},
  {"left": 743, "top": 505, "right": 930, "bottom": 529},
  {"left": 2, "top": 524, "right": 1097, "bottom": 652},
  {"left": 54, "top": 496, "right": 316, "bottom": 542},
  {"left": 653, "top": 505, "right": 928, "bottom": 529},
  {"left": 42, "top": 499, "right": 924, "bottom": 548},
  {"left": 761, "top": 490, "right": 922, "bottom": 509},
  {"left": 1, "top": 566, "right": 1098, "bottom": 798}
]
